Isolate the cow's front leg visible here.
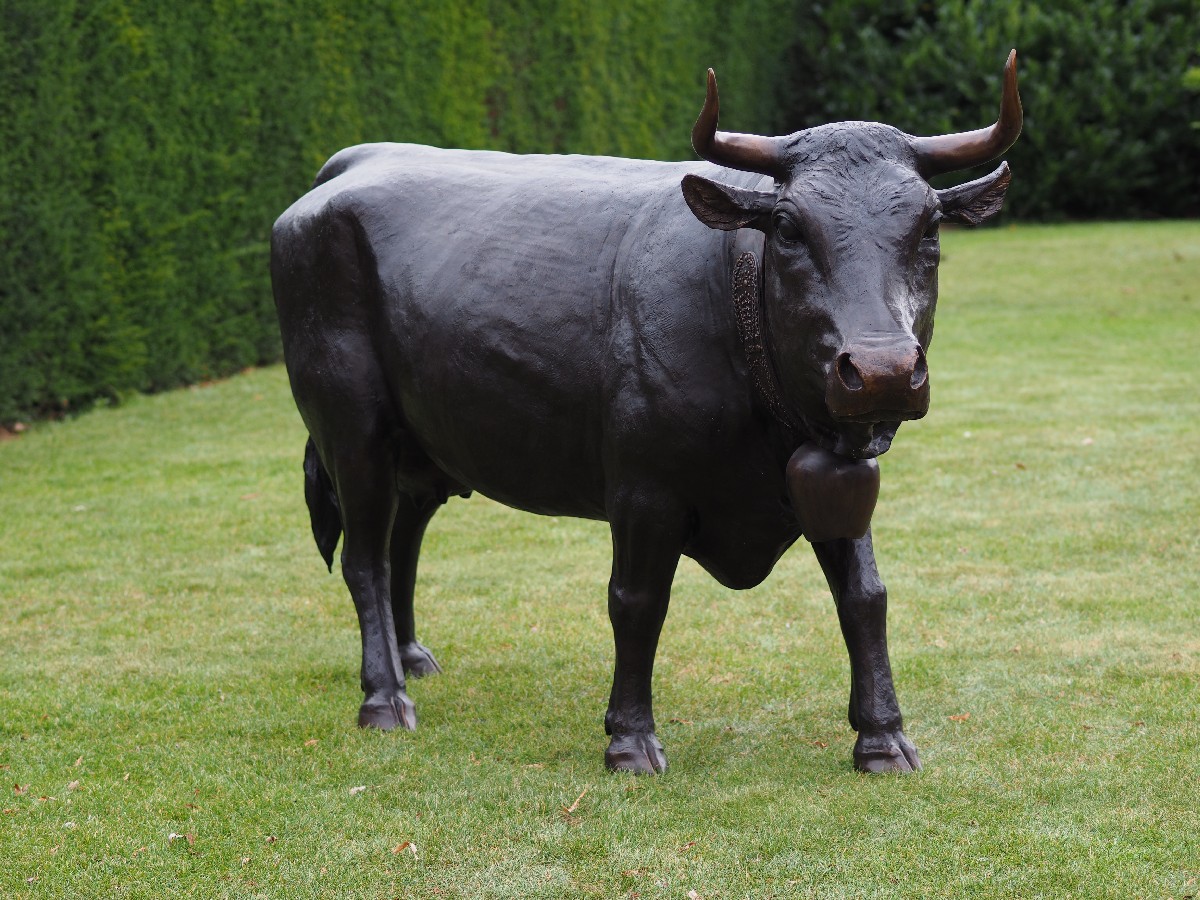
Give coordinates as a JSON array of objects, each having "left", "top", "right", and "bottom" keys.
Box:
[
  {"left": 603, "top": 493, "right": 687, "bottom": 774},
  {"left": 811, "top": 530, "right": 921, "bottom": 773}
]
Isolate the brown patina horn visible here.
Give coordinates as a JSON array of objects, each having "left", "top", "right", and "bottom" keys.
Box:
[
  {"left": 691, "top": 68, "right": 789, "bottom": 180},
  {"left": 694, "top": 51, "right": 1022, "bottom": 180},
  {"left": 910, "top": 49, "right": 1023, "bottom": 177}
]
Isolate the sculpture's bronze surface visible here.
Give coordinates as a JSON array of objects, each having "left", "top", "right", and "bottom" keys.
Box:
[{"left": 270, "top": 53, "right": 1022, "bottom": 774}]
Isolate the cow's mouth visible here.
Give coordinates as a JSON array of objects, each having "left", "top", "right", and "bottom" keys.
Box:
[{"left": 802, "top": 416, "right": 900, "bottom": 460}]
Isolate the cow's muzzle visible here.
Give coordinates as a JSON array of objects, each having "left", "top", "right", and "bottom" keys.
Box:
[{"left": 826, "top": 337, "right": 929, "bottom": 422}]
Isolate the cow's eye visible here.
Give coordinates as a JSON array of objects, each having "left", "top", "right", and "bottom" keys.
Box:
[
  {"left": 922, "top": 214, "right": 942, "bottom": 241},
  {"left": 774, "top": 215, "right": 804, "bottom": 244}
]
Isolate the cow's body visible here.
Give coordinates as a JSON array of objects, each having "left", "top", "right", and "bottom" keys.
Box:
[
  {"left": 271, "top": 57, "right": 1022, "bottom": 774},
  {"left": 275, "top": 144, "right": 798, "bottom": 588}
]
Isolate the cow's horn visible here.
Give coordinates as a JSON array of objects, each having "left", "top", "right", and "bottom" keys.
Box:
[
  {"left": 692, "top": 69, "right": 787, "bottom": 179},
  {"left": 910, "top": 49, "right": 1023, "bottom": 178}
]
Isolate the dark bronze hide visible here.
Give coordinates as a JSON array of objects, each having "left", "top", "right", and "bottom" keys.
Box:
[{"left": 270, "top": 53, "right": 1022, "bottom": 774}]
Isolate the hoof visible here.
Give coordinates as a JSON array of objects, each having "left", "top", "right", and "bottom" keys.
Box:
[
  {"left": 358, "top": 692, "right": 417, "bottom": 731},
  {"left": 605, "top": 732, "right": 668, "bottom": 774},
  {"left": 399, "top": 642, "right": 443, "bottom": 678},
  {"left": 853, "top": 729, "right": 921, "bottom": 773}
]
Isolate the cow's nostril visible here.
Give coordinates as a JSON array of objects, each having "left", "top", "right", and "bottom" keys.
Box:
[
  {"left": 910, "top": 351, "right": 928, "bottom": 389},
  {"left": 837, "top": 353, "right": 864, "bottom": 391}
]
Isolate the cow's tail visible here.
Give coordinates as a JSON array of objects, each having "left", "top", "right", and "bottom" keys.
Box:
[{"left": 303, "top": 437, "right": 342, "bottom": 572}]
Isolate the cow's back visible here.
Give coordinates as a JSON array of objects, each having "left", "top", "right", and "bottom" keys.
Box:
[{"left": 273, "top": 144, "right": 760, "bottom": 519}]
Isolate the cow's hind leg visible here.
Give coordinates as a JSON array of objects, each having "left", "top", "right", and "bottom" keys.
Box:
[
  {"left": 603, "top": 490, "right": 687, "bottom": 774},
  {"left": 276, "top": 207, "right": 417, "bottom": 730},
  {"left": 390, "top": 494, "right": 442, "bottom": 677},
  {"left": 811, "top": 530, "right": 921, "bottom": 773},
  {"left": 326, "top": 440, "right": 417, "bottom": 731}
]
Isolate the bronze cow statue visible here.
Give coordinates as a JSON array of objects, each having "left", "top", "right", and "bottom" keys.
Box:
[{"left": 270, "top": 52, "right": 1022, "bottom": 774}]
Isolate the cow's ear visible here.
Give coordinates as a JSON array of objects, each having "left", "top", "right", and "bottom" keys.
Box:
[
  {"left": 682, "top": 173, "right": 775, "bottom": 231},
  {"left": 937, "top": 162, "right": 1012, "bottom": 226}
]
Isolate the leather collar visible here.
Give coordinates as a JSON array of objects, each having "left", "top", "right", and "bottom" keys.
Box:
[{"left": 729, "top": 248, "right": 804, "bottom": 436}]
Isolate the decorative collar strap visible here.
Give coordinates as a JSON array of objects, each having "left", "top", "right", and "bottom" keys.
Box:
[{"left": 731, "top": 251, "right": 803, "bottom": 433}]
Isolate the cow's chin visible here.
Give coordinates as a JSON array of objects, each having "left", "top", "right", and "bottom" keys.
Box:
[{"left": 802, "top": 417, "right": 900, "bottom": 461}]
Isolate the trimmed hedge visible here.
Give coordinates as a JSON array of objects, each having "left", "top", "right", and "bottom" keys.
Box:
[
  {"left": 2, "top": 1, "right": 1197, "bottom": 422},
  {"left": 0, "top": 0, "right": 796, "bottom": 422}
]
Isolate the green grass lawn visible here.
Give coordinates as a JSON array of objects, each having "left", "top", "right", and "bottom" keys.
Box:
[{"left": 2, "top": 221, "right": 1198, "bottom": 898}]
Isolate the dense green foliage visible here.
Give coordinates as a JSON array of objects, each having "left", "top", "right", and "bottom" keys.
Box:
[
  {"left": 782, "top": 0, "right": 1200, "bottom": 219},
  {"left": 1, "top": 1, "right": 1197, "bottom": 422},
  {"left": 0, "top": 0, "right": 796, "bottom": 422}
]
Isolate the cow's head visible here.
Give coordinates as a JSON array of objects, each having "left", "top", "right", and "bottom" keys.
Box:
[{"left": 683, "top": 52, "right": 1021, "bottom": 459}]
